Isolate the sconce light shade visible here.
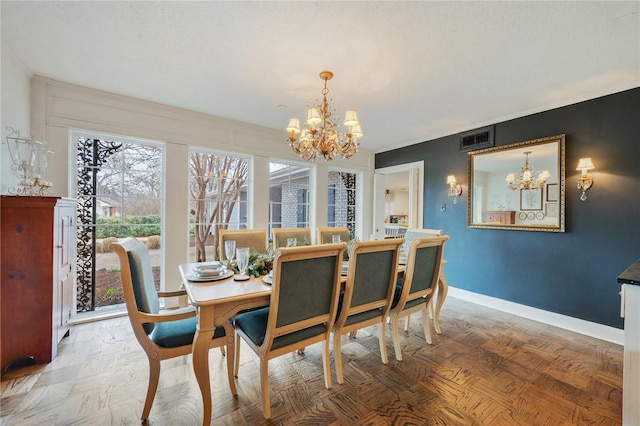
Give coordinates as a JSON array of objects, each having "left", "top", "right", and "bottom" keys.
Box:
[
  {"left": 446, "top": 175, "right": 462, "bottom": 204},
  {"left": 576, "top": 157, "right": 594, "bottom": 172},
  {"left": 576, "top": 157, "right": 594, "bottom": 201}
]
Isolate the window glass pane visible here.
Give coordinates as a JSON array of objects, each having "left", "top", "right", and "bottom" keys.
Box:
[
  {"left": 188, "top": 150, "right": 250, "bottom": 262},
  {"left": 76, "top": 138, "right": 163, "bottom": 314},
  {"left": 327, "top": 170, "right": 358, "bottom": 240},
  {"left": 269, "top": 162, "right": 311, "bottom": 241}
]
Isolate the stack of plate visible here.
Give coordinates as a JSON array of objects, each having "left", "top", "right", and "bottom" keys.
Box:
[
  {"left": 341, "top": 261, "right": 349, "bottom": 276},
  {"left": 193, "top": 263, "right": 225, "bottom": 279}
]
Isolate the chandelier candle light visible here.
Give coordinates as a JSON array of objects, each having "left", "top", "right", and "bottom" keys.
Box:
[
  {"left": 505, "top": 151, "right": 549, "bottom": 191},
  {"left": 286, "top": 70, "right": 363, "bottom": 162}
]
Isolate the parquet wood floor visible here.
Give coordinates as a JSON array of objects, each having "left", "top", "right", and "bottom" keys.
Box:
[{"left": 1, "top": 297, "right": 622, "bottom": 425}]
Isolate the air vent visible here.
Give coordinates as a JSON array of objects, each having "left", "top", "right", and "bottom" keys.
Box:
[{"left": 459, "top": 125, "right": 495, "bottom": 152}]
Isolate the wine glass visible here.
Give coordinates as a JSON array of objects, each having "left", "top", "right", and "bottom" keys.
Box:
[
  {"left": 224, "top": 240, "right": 236, "bottom": 269},
  {"left": 235, "top": 247, "right": 250, "bottom": 280},
  {"left": 331, "top": 234, "right": 341, "bottom": 243}
]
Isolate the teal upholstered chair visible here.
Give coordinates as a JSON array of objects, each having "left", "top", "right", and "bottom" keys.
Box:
[
  {"left": 389, "top": 235, "right": 448, "bottom": 361},
  {"left": 333, "top": 238, "right": 404, "bottom": 384},
  {"left": 234, "top": 242, "right": 345, "bottom": 419},
  {"left": 112, "top": 237, "right": 234, "bottom": 422},
  {"left": 400, "top": 228, "right": 446, "bottom": 332}
]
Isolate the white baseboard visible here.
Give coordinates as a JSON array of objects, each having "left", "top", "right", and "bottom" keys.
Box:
[{"left": 448, "top": 286, "right": 624, "bottom": 346}]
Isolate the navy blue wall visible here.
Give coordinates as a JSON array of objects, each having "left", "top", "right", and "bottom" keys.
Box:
[{"left": 376, "top": 88, "right": 640, "bottom": 328}]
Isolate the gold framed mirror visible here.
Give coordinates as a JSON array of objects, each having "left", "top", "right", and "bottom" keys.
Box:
[{"left": 467, "top": 134, "right": 565, "bottom": 232}]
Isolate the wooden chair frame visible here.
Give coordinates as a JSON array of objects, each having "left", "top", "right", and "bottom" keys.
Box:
[
  {"left": 271, "top": 227, "right": 311, "bottom": 249},
  {"left": 218, "top": 228, "right": 268, "bottom": 260},
  {"left": 389, "top": 235, "right": 448, "bottom": 361},
  {"left": 333, "top": 238, "right": 404, "bottom": 384},
  {"left": 112, "top": 237, "right": 235, "bottom": 421},
  {"left": 317, "top": 226, "right": 350, "bottom": 244},
  {"left": 234, "top": 243, "right": 345, "bottom": 419}
]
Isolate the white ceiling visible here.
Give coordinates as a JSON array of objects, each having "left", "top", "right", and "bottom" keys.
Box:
[{"left": 2, "top": 1, "right": 638, "bottom": 153}]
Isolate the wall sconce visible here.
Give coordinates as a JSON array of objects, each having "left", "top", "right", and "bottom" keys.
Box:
[
  {"left": 576, "top": 157, "right": 594, "bottom": 201},
  {"left": 446, "top": 175, "right": 462, "bottom": 204}
]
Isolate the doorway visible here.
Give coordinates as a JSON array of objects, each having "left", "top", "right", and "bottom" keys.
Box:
[{"left": 373, "top": 161, "right": 424, "bottom": 239}]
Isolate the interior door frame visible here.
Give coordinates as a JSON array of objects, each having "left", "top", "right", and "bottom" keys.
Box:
[{"left": 373, "top": 161, "right": 424, "bottom": 239}]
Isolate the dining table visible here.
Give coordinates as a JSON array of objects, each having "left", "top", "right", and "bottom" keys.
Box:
[
  {"left": 180, "top": 259, "right": 439, "bottom": 425},
  {"left": 180, "top": 262, "right": 271, "bottom": 426}
]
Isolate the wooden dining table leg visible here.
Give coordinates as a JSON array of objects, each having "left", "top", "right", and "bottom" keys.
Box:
[
  {"left": 193, "top": 306, "right": 215, "bottom": 426},
  {"left": 433, "top": 274, "right": 448, "bottom": 334}
]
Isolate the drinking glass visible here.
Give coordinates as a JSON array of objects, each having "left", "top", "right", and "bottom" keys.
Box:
[
  {"left": 224, "top": 240, "right": 236, "bottom": 268},
  {"left": 331, "top": 234, "right": 341, "bottom": 243},
  {"left": 287, "top": 237, "right": 297, "bottom": 247},
  {"left": 236, "top": 247, "right": 250, "bottom": 279}
]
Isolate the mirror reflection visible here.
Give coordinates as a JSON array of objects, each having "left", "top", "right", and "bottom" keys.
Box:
[{"left": 467, "top": 134, "right": 565, "bottom": 232}]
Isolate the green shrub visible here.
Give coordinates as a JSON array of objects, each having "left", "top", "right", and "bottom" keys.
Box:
[
  {"left": 96, "top": 215, "right": 161, "bottom": 238},
  {"left": 146, "top": 235, "right": 161, "bottom": 249}
]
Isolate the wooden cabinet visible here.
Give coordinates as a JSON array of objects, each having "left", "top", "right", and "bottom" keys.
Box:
[
  {"left": 485, "top": 210, "right": 516, "bottom": 224},
  {"left": 1, "top": 196, "right": 76, "bottom": 372}
]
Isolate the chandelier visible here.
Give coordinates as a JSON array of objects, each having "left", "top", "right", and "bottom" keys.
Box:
[
  {"left": 505, "top": 151, "right": 549, "bottom": 190},
  {"left": 286, "top": 70, "right": 362, "bottom": 162}
]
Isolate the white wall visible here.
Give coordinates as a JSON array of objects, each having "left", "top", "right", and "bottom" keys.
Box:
[
  {"left": 28, "top": 77, "right": 376, "bottom": 291},
  {"left": 1, "top": 42, "right": 32, "bottom": 193}
]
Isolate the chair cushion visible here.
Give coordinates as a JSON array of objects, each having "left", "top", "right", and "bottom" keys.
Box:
[
  {"left": 150, "top": 306, "right": 225, "bottom": 348},
  {"left": 235, "top": 307, "right": 327, "bottom": 350},
  {"left": 391, "top": 282, "right": 426, "bottom": 311},
  {"left": 336, "top": 291, "right": 383, "bottom": 325},
  {"left": 128, "top": 243, "right": 160, "bottom": 334},
  {"left": 235, "top": 307, "right": 270, "bottom": 346}
]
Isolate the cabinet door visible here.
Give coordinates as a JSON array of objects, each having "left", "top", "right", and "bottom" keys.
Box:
[{"left": 54, "top": 201, "right": 76, "bottom": 348}]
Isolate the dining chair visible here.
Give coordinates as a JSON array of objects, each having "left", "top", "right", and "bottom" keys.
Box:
[
  {"left": 333, "top": 238, "right": 404, "bottom": 384},
  {"left": 401, "top": 228, "right": 446, "bottom": 332},
  {"left": 233, "top": 242, "right": 346, "bottom": 419},
  {"left": 317, "top": 226, "right": 350, "bottom": 244},
  {"left": 112, "top": 237, "right": 235, "bottom": 422},
  {"left": 271, "top": 227, "right": 311, "bottom": 248},
  {"left": 384, "top": 224, "right": 401, "bottom": 238},
  {"left": 218, "top": 228, "right": 268, "bottom": 260},
  {"left": 389, "top": 235, "right": 448, "bottom": 361}
]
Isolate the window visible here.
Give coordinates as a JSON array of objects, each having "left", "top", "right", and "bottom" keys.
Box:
[
  {"left": 327, "top": 184, "right": 336, "bottom": 227},
  {"left": 75, "top": 135, "right": 163, "bottom": 314},
  {"left": 268, "top": 162, "right": 311, "bottom": 239},
  {"left": 327, "top": 170, "right": 357, "bottom": 240},
  {"left": 188, "top": 150, "right": 250, "bottom": 262},
  {"left": 296, "top": 188, "right": 309, "bottom": 227}
]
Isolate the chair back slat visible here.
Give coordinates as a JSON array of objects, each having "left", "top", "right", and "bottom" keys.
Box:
[
  {"left": 272, "top": 227, "right": 311, "bottom": 248},
  {"left": 317, "top": 227, "right": 350, "bottom": 244},
  {"left": 219, "top": 229, "right": 268, "bottom": 259}
]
